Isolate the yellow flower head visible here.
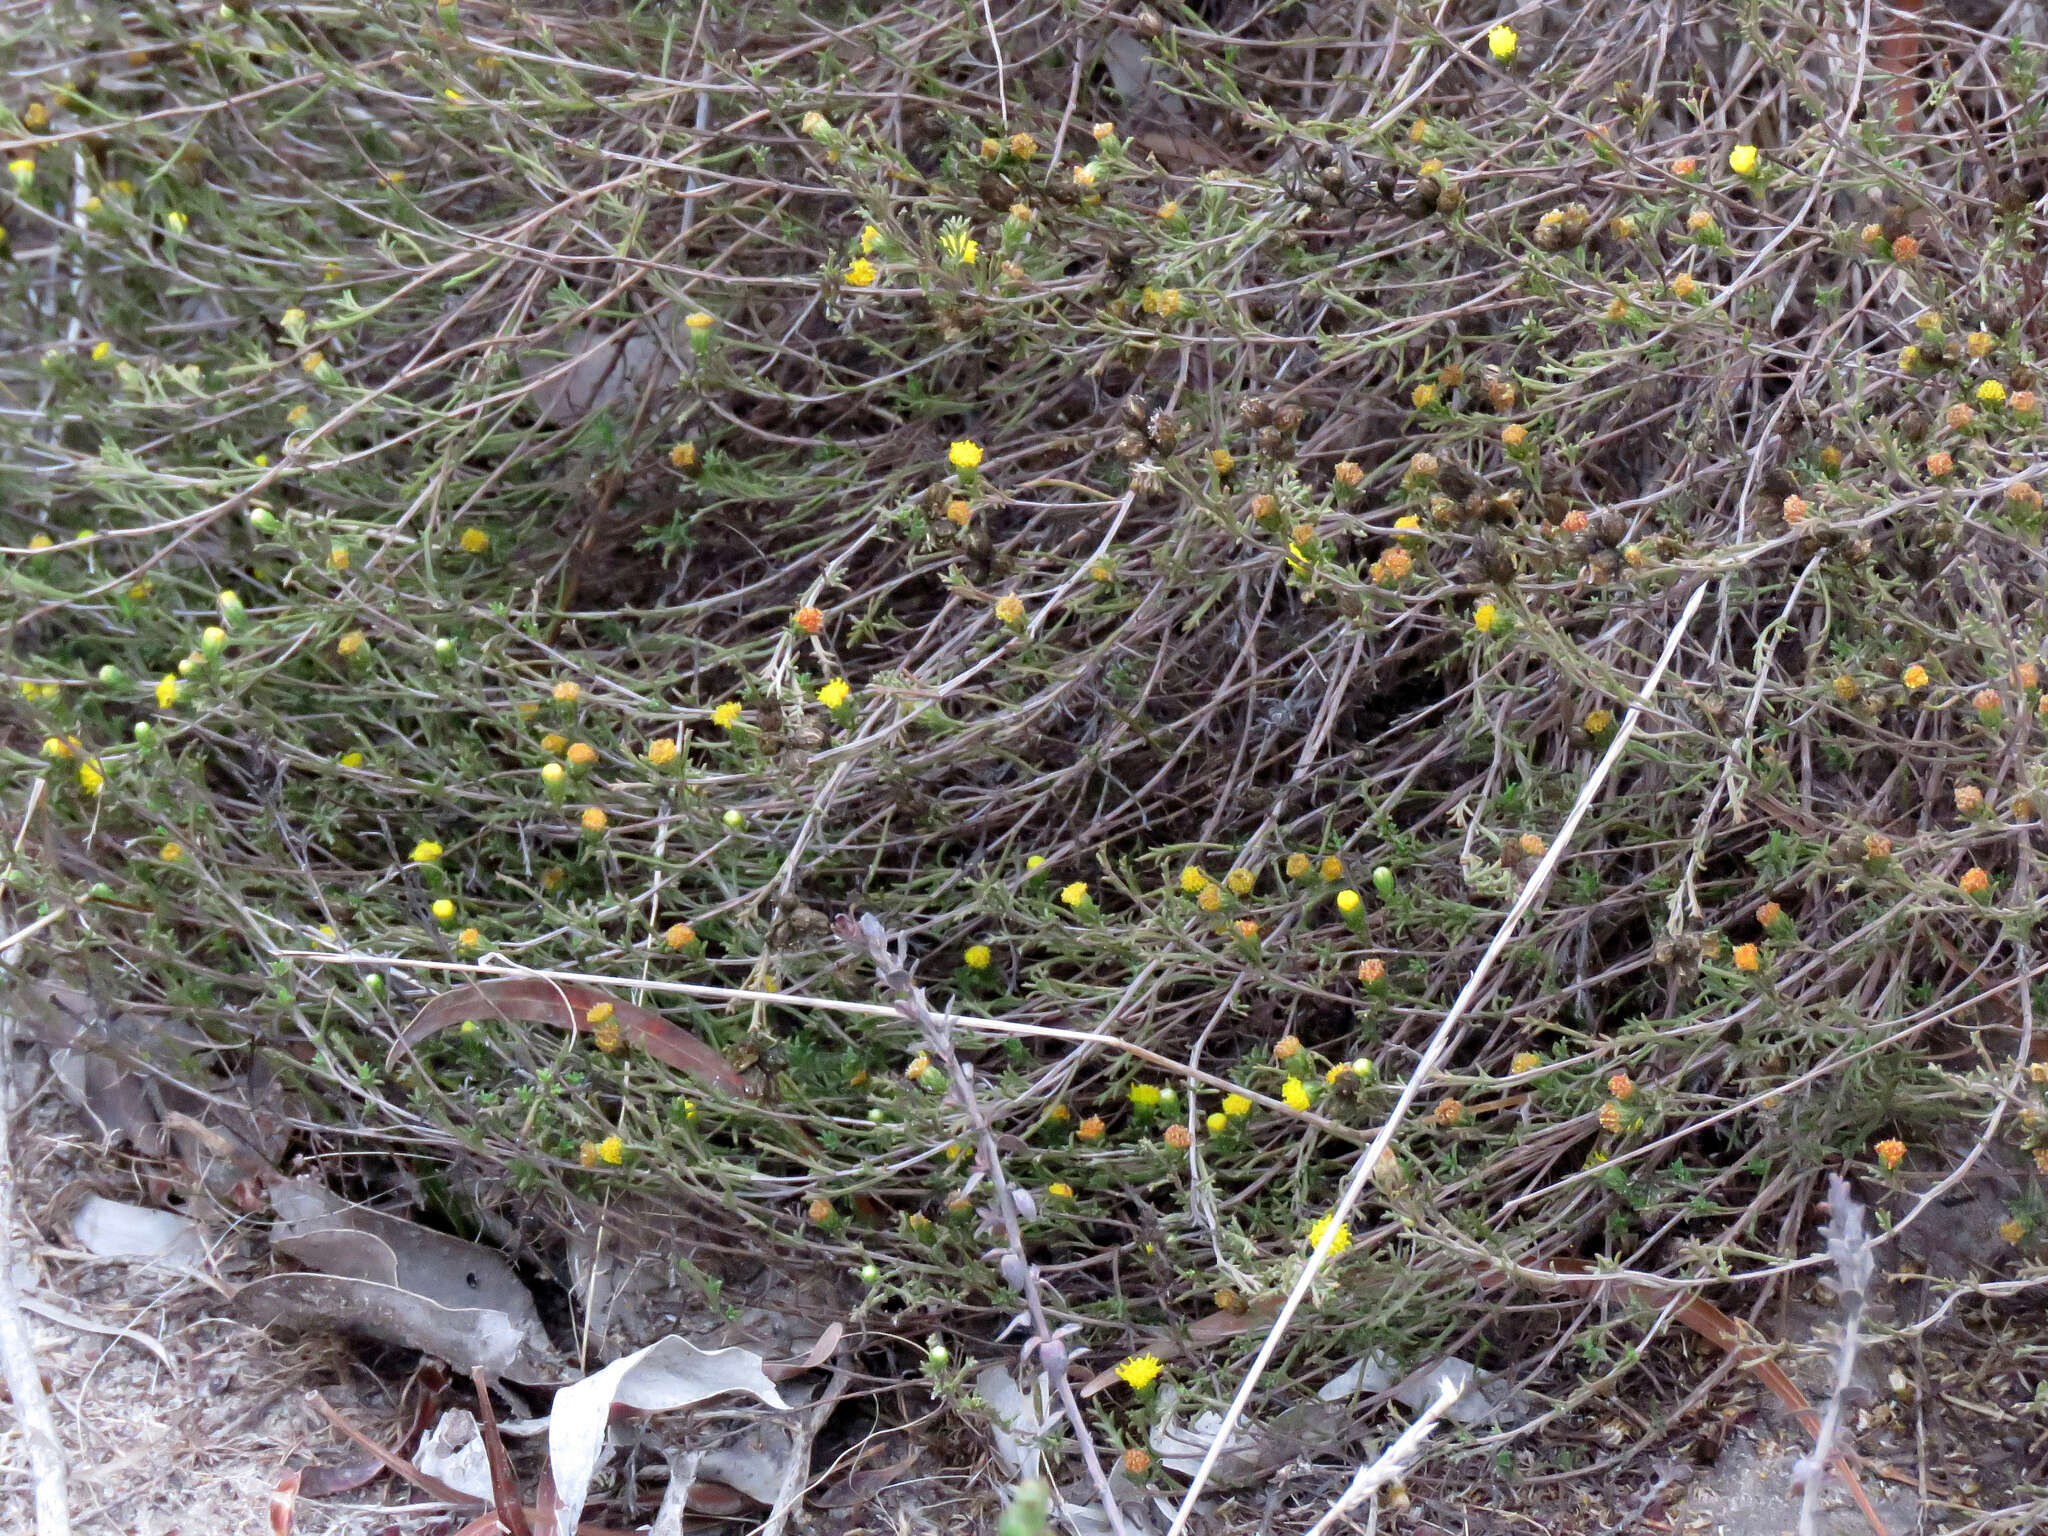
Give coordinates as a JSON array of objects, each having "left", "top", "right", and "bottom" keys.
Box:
[
  {"left": 664, "top": 922, "right": 696, "bottom": 950},
  {"left": 711, "top": 700, "right": 743, "bottom": 729},
  {"left": 684, "top": 311, "right": 716, "bottom": 331},
  {"left": 940, "top": 228, "right": 980, "bottom": 266},
  {"left": 1875, "top": 1137, "right": 1905, "bottom": 1171},
  {"left": 77, "top": 761, "right": 104, "bottom": 796},
  {"left": 949, "top": 439, "right": 984, "bottom": 471},
  {"left": 1221, "top": 1093, "right": 1252, "bottom": 1118},
  {"left": 553, "top": 680, "right": 581, "bottom": 704},
  {"left": 459, "top": 527, "right": 490, "bottom": 554},
  {"left": 1335, "top": 888, "right": 1362, "bottom": 915},
  {"left": 1487, "top": 24, "right": 1517, "bottom": 62},
  {"left": 1114, "top": 1354, "right": 1162, "bottom": 1391},
  {"left": 1474, "top": 602, "right": 1499, "bottom": 633},
  {"left": 818, "top": 677, "right": 851, "bottom": 710},
  {"left": 1129, "top": 1082, "right": 1162, "bottom": 1108},
  {"left": 1728, "top": 144, "right": 1759, "bottom": 176},
  {"left": 1319, "top": 855, "right": 1344, "bottom": 882},
  {"left": 1902, "top": 663, "right": 1930, "bottom": 690},
  {"left": 458, "top": 927, "right": 481, "bottom": 950},
  {"left": 1979, "top": 379, "right": 2007, "bottom": 406},
  {"left": 845, "top": 257, "right": 877, "bottom": 288},
  {"left": 597, "top": 1135, "right": 625, "bottom": 1165},
  {"left": 409, "top": 839, "right": 443, "bottom": 864},
  {"left": 995, "top": 593, "right": 1025, "bottom": 625},
  {"left": 1510, "top": 1051, "right": 1541, "bottom": 1075},
  {"left": 1059, "top": 880, "right": 1090, "bottom": 909},
  {"left": 581, "top": 806, "right": 609, "bottom": 833},
  {"left": 1225, "top": 867, "right": 1255, "bottom": 896},
  {"left": 647, "top": 737, "right": 678, "bottom": 766},
  {"left": 963, "top": 943, "right": 992, "bottom": 970},
  {"left": 155, "top": 674, "right": 180, "bottom": 708},
  {"left": 1308, "top": 1213, "right": 1352, "bottom": 1254},
  {"left": 860, "top": 224, "right": 881, "bottom": 255},
  {"left": 1179, "top": 865, "right": 1211, "bottom": 894},
  {"left": 1281, "top": 1078, "right": 1311, "bottom": 1112}
]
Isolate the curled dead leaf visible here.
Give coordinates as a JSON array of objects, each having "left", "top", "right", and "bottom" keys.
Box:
[{"left": 390, "top": 978, "right": 749, "bottom": 1098}]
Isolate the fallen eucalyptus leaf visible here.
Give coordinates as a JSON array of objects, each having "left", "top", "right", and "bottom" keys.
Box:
[
  {"left": 72, "top": 1195, "right": 206, "bottom": 1268},
  {"left": 546, "top": 1335, "right": 787, "bottom": 1536},
  {"left": 415, "top": 1409, "right": 495, "bottom": 1502},
  {"left": 390, "top": 978, "right": 749, "bottom": 1098},
  {"left": 234, "top": 1272, "right": 556, "bottom": 1381}
]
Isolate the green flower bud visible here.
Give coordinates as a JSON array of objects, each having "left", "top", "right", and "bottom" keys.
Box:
[
  {"left": 98, "top": 664, "right": 127, "bottom": 687},
  {"left": 1372, "top": 865, "right": 1395, "bottom": 899}
]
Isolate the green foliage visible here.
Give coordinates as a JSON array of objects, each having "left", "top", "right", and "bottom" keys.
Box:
[{"left": 5, "top": 0, "right": 2048, "bottom": 1520}]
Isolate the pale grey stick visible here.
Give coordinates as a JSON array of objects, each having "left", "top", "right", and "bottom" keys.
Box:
[
  {"left": 1795, "top": 1174, "right": 1875, "bottom": 1536},
  {"left": 0, "top": 1001, "right": 73, "bottom": 1536}
]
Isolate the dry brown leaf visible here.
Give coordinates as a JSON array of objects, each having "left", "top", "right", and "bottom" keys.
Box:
[{"left": 390, "top": 978, "right": 750, "bottom": 1098}]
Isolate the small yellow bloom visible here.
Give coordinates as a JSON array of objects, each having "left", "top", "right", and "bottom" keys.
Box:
[
  {"left": 1728, "top": 144, "right": 1759, "bottom": 176},
  {"left": 459, "top": 527, "right": 489, "bottom": 553},
  {"left": 328, "top": 545, "right": 350, "bottom": 571},
  {"left": 994, "top": 593, "right": 1025, "bottom": 625},
  {"left": 337, "top": 631, "right": 365, "bottom": 658},
  {"left": 940, "top": 229, "right": 980, "bottom": 265},
  {"left": 541, "top": 762, "right": 566, "bottom": 788},
  {"left": 160, "top": 842, "right": 183, "bottom": 863},
  {"left": 410, "top": 840, "right": 443, "bottom": 864},
  {"left": 581, "top": 806, "right": 609, "bottom": 833},
  {"left": 964, "top": 943, "right": 992, "bottom": 970},
  {"left": 553, "top": 680, "right": 581, "bottom": 704},
  {"left": 1281, "top": 1078, "right": 1311, "bottom": 1112},
  {"left": 845, "top": 257, "right": 877, "bottom": 287},
  {"left": 1008, "top": 132, "right": 1038, "bottom": 160},
  {"left": 1129, "top": 1082, "right": 1162, "bottom": 1108},
  {"left": 1875, "top": 1137, "right": 1905, "bottom": 1171},
  {"left": 339, "top": 751, "right": 364, "bottom": 768},
  {"left": 598, "top": 1135, "right": 625, "bottom": 1165},
  {"left": 949, "top": 439, "right": 983, "bottom": 471},
  {"left": 669, "top": 441, "right": 697, "bottom": 470},
  {"left": 1059, "top": 881, "right": 1089, "bottom": 908},
  {"left": 1902, "top": 663, "right": 1930, "bottom": 690},
  {"left": 1335, "top": 888, "right": 1361, "bottom": 914},
  {"left": 1114, "top": 1354, "right": 1162, "bottom": 1391},
  {"left": 1978, "top": 379, "right": 2007, "bottom": 406},
  {"left": 1474, "top": 602, "right": 1498, "bottom": 633},
  {"left": 710, "top": 701, "right": 743, "bottom": 729},
  {"left": 1583, "top": 708, "right": 1613, "bottom": 736},
  {"left": 1225, "top": 867, "right": 1255, "bottom": 896},
  {"left": 1412, "top": 381, "right": 1439, "bottom": 409},
  {"left": 1197, "top": 884, "right": 1223, "bottom": 912},
  {"left": 1285, "top": 852, "right": 1312, "bottom": 879},
  {"left": 155, "top": 675, "right": 180, "bottom": 708},
  {"left": 42, "top": 736, "right": 74, "bottom": 759},
  {"left": 817, "top": 677, "right": 851, "bottom": 709},
  {"left": 458, "top": 927, "right": 481, "bottom": 950},
  {"left": 1319, "top": 855, "right": 1343, "bottom": 882},
  {"left": 684, "top": 311, "right": 716, "bottom": 331},
  {"left": 860, "top": 224, "right": 881, "bottom": 254},
  {"left": 91, "top": 340, "right": 112, "bottom": 363},
  {"left": 646, "top": 737, "right": 678, "bottom": 766},
  {"left": 1510, "top": 1051, "right": 1541, "bottom": 1075},
  {"left": 1732, "top": 942, "right": 1761, "bottom": 972},
  {"left": 1487, "top": 24, "right": 1517, "bottom": 62},
  {"left": 1206, "top": 1112, "right": 1227, "bottom": 1134},
  {"left": 77, "top": 761, "right": 104, "bottom": 795},
  {"left": 1222, "top": 1093, "right": 1251, "bottom": 1118},
  {"left": 431, "top": 898, "right": 456, "bottom": 922},
  {"left": 664, "top": 922, "right": 696, "bottom": 950},
  {"left": 1308, "top": 1213, "right": 1351, "bottom": 1254}
]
